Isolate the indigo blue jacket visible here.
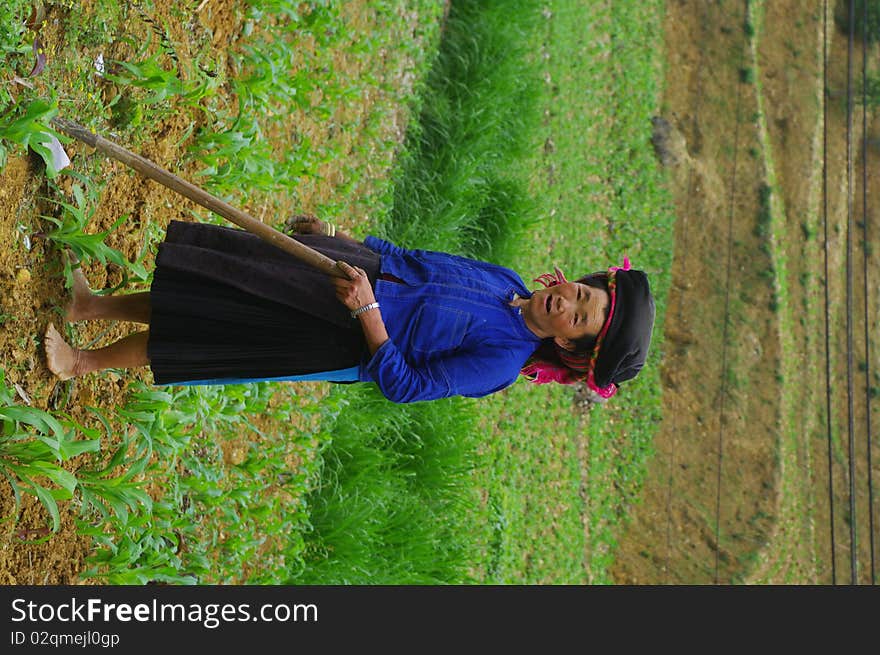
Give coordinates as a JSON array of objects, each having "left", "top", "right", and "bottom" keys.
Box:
[{"left": 357, "top": 236, "right": 542, "bottom": 403}]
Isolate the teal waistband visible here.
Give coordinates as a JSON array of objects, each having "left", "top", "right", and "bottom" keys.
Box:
[{"left": 160, "top": 366, "right": 360, "bottom": 387}]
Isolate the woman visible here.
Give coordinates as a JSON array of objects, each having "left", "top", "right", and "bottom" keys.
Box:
[{"left": 44, "top": 216, "right": 655, "bottom": 403}]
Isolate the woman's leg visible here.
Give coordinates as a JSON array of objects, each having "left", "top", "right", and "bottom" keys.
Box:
[
  {"left": 66, "top": 265, "right": 151, "bottom": 324},
  {"left": 44, "top": 323, "right": 149, "bottom": 380}
]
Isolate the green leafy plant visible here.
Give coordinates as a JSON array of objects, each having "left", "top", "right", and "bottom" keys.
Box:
[
  {"left": 41, "top": 175, "right": 131, "bottom": 283},
  {"left": 0, "top": 369, "right": 100, "bottom": 534},
  {"left": 0, "top": 97, "right": 66, "bottom": 176},
  {"left": 104, "top": 52, "right": 219, "bottom": 111},
  {"left": 857, "top": 72, "right": 880, "bottom": 109},
  {"left": 77, "top": 494, "right": 201, "bottom": 585},
  {"left": 0, "top": 0, "right": 36, "bottom": 107},
  {"left": 836, "top": 0, "right": 880, "bottom": 43},
  {"left": 75, "top": 408, "right": 153, "bottom": 525}
]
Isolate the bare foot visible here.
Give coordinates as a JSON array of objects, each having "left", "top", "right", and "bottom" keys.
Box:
[
  {"left": 44, "top": 323, "right": 82, "bottom": 380},
  {"left": 64, "top": 253, "right": 95, "bottom": 322}
]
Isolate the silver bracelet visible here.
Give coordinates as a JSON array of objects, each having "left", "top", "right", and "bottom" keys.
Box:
[{"left": 350, "top": 302, "right": 379, "bottom": 318}]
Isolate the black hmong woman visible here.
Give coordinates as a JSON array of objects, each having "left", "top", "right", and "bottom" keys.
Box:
[{"left": 44, "top": 216, "right": 655, "bottom": 403}]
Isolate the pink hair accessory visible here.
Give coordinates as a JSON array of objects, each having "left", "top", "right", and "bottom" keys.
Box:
[
  {"left": 521, "top": 361, "right": 618, "bottom": 398},
  {"left": 533, "top": 266, "right": 568, "bottom": 288},
  {"left": 520, "top": 361, "right": 573, "bottom": 385},
  {"left": 584, "top": 370, "right": 618, "bottom": 398},
  {"left": 609, "top": 256, "right": 631, "bottom": 272}
]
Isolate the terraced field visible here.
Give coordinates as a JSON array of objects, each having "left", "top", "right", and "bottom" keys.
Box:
[{"left": 612, "top": 0, "right": 879, "bottom": 584}]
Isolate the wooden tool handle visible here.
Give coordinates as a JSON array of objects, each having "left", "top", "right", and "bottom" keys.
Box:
[{"left": 50, "top": 117, "right": 347, "bottom": 278}]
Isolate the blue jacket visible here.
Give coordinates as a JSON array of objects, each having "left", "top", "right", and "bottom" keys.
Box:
[{"left": 358, "top": 236, "right": 542, "bottom": 403}]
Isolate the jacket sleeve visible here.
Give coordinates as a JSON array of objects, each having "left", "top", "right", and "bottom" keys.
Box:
[
  {"left": 363, "top": 235, "right": 407, "bottom": 257},
  {"left": 364, "top": 338, "right": 520, "bottom": 403}
]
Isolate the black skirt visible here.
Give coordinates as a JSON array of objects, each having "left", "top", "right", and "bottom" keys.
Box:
[{"left": 147, "top": 221, "right": 381, "bottom": 384}]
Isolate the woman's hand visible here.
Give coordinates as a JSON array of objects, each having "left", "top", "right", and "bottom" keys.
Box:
[
  {"left": 333, "top": 261, "right": 389, "bottom": 355},
  {"left": 332, "top": 261, "right": 376, "bottom": 313},
  {"left": 283, "top": 214, "right": 327, "bottom": 236}
]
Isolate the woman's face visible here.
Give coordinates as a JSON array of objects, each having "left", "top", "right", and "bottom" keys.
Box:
[{"left": 523, "top": 281, "right": 610, "bottom": 349}]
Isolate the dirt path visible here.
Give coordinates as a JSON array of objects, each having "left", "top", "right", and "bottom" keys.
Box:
[{"left": 612, "top": 0, "right": 880, "bottom": 584}]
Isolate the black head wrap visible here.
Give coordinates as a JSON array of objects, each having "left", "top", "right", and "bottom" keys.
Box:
[{"left": 592, "top": 269, "right": 655, "bottom": 389}]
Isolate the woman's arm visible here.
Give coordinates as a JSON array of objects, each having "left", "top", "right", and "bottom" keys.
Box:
[
  {"left": 364, "top": 339, "right": 521, "bottom": 403},
  {"left": 286, "top": 215, "right": 390, "bottom": 353},
  {"left": 331, "top": 261, "right": 389, "bottom": 356}
]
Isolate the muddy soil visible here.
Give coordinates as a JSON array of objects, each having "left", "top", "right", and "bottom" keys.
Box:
[{"left": 612, "top": 0, "right": 880, "bottom": 584}]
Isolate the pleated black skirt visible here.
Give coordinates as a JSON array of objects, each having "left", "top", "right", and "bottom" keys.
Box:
[{"left": 147, "top": 220, "right": 381, "bottom": 385}]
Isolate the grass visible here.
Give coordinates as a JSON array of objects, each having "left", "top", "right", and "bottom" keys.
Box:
[
  {"left": 835, "top": 0, "right": 880, "bottom": 44},
  {"left": 739, "top": 0, "right": 829, "bottom": 583},
  {"left": 290, "top": 388, "right": 484, "bottom": 584},
  {"left": 377, "top": 0, "right": 540, "bottom": 262},
  {"left": 469, "top": 0, "right": 673, "bottom": 583},
  {"left": 307, "top": 0, "right": 673, "bottom": 584}
]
